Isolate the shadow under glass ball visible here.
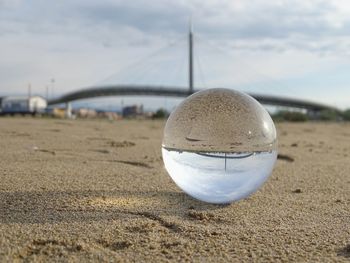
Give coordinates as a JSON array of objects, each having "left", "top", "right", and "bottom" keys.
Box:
[{"left": 162, "top": 88, "right": 277, "bottom": 204}]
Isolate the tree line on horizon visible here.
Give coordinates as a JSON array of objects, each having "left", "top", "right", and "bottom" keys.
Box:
[
  {"left": 270, "top": 109, "right": 350, "bottom": 122},
  {"left": 152, "top": 108, "right": 350, "bottom": 122}
]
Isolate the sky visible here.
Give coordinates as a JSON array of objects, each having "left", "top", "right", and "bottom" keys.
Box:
[{"left": 1, "top": 0, "right": 350, "bottom": 110}]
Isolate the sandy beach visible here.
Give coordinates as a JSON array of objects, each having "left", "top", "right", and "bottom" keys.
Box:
[{"left": 0, "top": 117, "right": 349, "bottom": 262}]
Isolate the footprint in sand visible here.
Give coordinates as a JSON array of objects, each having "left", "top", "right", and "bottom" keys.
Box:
[
  {"left": 19, "top": 240, "right": 83, "bottom": 258},
  {"left": 108, "top": 140, "right": 135, "bottom": 148},
  {"left": 338, "top": 244, "right": 350, "bottom": 258},
  {"left": 89, "top": 149, "right": 110, "bottom": 154},
  {"left": 277, "top": 154, "right": 294, "bottom": 162},
  {"left": 115, "top": 160, "right": 152, "bottom": 169},
  {"left": 97, "top": 239, "right": 132, "bottom": 251}
]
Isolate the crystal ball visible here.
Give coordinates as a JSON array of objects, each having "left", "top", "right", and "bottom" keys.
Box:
[{"left": 162, "top": 88, "right": 277, "bottom": 204}]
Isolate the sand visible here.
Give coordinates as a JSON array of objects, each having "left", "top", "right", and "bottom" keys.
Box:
[{"left": 0, "top": 117, "right": 349, "bottom": 262}]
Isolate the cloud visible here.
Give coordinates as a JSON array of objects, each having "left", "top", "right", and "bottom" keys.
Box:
[
  {"left": 0, "top": 0, "right": 22, "bottom": 8},
  {"left": 2, "top": 0, "right": 350, "bottom": 51}
]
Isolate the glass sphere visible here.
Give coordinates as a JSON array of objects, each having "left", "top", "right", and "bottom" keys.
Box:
[{"left": 162, "top": 88, "right": 277, "bottom": 204}]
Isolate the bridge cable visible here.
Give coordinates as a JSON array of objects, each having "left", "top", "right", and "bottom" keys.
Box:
[
  {"left": 169, "top": 39, "right": 188, "bottom": 88},
  {"left": 196, "top": 34, "right": 267, "bottom": 90},
  {"left": 95, "top": 35, "right": 187, "bottom": 87},
  {"left": 124, "top": 36, "right": 187, "bottom": 87},
  {"left": 194, "top": 34, "right": 207, "bottom": 89},
  {"left": 134, "top": 36, "right": 187, "bottom": 88},
  {"left": 195, "top": 34, "right": 297, "bottom": 95}
]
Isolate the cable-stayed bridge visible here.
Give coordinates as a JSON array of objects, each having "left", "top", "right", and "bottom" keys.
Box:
[
  {"left": 48, "top": 84, "right": 337, "bottom": 112},
  {"left": 48, "top": 27, "right": 339, "bottom": 113}
]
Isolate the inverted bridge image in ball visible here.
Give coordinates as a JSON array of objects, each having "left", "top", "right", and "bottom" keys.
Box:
[{"left": 162, "top": 88, "right": 278, "bottom": 204}]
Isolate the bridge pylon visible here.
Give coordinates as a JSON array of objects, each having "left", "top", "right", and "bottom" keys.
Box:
[{"left": 188, "top": 20, "right": 194, "bottom": 93}]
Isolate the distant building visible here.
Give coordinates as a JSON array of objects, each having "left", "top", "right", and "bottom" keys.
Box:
[
  {"left": 1, "top": 96, "right": 47, "bottom": 115},
  {"left": 0, "top": 97, "right": 3, "bottom": 113},
  {"left": 122, "top": 104, "right": 143, "bottom": 117},
  {"left": 48, "top": 107, "right": 66, "bottom": 118},
  {"left": 96, "top": 111, "right": 122, "bottom": 121},
  {"left": 75, "top": 108, "right": 97, "bottom": 118}
]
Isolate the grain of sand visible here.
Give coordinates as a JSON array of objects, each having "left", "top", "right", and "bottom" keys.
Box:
[{"left": 0, "top": 118, "right": 349, "bottom": 262}]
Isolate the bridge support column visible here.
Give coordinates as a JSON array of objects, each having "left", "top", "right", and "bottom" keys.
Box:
[
  {"left": 65, "top": 102, "right": 72, "bottom": 119},
  {"left": 307, "top": 110, "right": 318, "bottom": 120}
]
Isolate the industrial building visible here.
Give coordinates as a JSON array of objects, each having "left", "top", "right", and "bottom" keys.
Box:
[
  {"left": 0, "top": 96, "right": 47, "bottom": 115},
  {"left": 122, "top": 104, "right": 143, "bottom": 117}
]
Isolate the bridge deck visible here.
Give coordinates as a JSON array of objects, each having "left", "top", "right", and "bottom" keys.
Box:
[{"left": 48, "top": 85, "right": 338, "bottom": 112}]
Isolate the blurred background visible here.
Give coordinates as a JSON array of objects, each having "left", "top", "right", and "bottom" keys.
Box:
[{"left": 1, "top": 0, "right": 350, "bottom": 119}]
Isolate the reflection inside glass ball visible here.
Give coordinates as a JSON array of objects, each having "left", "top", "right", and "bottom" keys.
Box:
[
  {"left": 162, "top": 149, "right": 277, "bottom": 204},
  {"left": 162, "top": 88, "right": 277, "bottom": 204}
]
